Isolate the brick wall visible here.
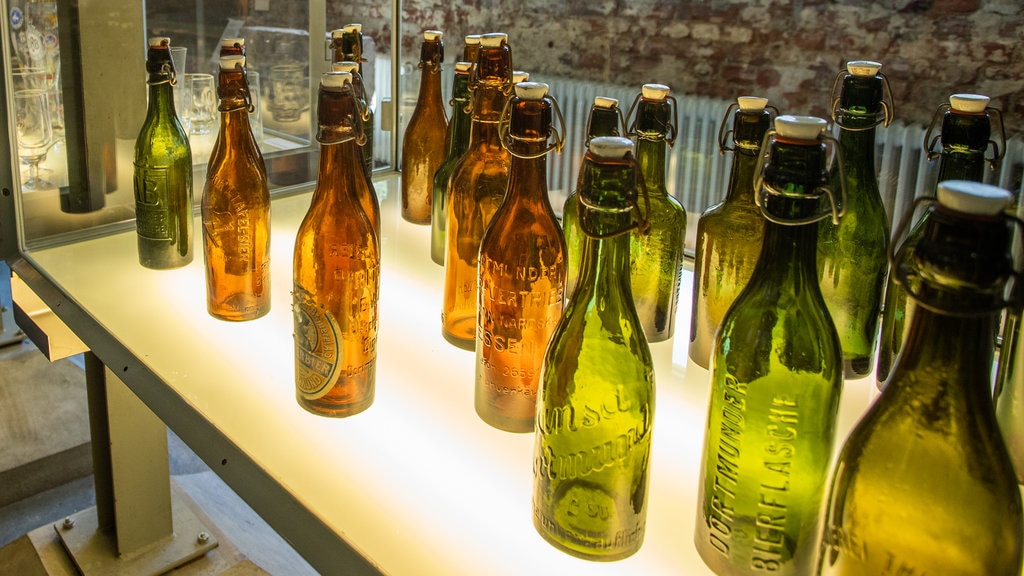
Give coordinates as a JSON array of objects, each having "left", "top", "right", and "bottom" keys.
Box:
[{"left": 328, "top": 0, "right": 1023, "bottom": 137}]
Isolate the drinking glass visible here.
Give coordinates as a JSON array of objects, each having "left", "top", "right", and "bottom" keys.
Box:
[{"left": 14, "top": 88, "right": 54, "bottom": 190}]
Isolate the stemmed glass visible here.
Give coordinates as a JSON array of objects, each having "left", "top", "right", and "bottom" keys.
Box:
[{"left": 14, "top": 87, "right": 54, "bottom": 190}]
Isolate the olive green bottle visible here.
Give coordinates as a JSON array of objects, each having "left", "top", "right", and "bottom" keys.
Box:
[
  {"left": 330, "top": 24, "right": 374, "bottom": 181},
  {"left": 817, "top": 61, "right": 892, "bottom": 378},
  {"left": 533, "top": 136, "right": 654, "bottom": 562},
  {"left": 819, "top": 180, "right": 1023, "bottom": 576},
  {"left": 694, "top": 115, "right": 843, "bottom": 576},
  {"left": 430, "top": 61, "right": 473, "bottom": 266},
  {"left": 688, "top": 96, "right": 772, "bottom": 369},
  {"left": 562, "top": 96, "right": 624, "bottom": 297},
  {"left": 876, "top": 93, "right": 1003, "bottom": 387},
  {"left": 133, "top": 37, "right": 193, "bottom": 270},
  {"left": 627, "top": 84, "right": 686, "bottom": 342}
]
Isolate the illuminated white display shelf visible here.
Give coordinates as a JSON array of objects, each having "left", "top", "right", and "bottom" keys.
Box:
[{"left": 20, "top": 176, "right": 876, "bottom": 576}]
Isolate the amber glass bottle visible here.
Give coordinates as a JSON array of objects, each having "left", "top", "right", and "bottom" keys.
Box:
[
  {"left": 533, "top": 136, "right": 653, "bottom": 561},
  {"left": 817, "top": 61, "right": 892, "bottom": 378},
  {"left": 201, "top": 55, "right": 270, "bottom": 321},
  {"left": 562, "top": 96, "right": 624, "bottom": 297},
  {"left": 475, "top": 81, "right": 566, "bottom": 432},
  {"left": 331, "top": 61, "right": 380, "bottom": 236},
  {"left": 330, "top": 25, "right": 374, "bottom": 180},
  {"left": 876, "top": 93, "right": 1001, "bottom": 386},
  {"left": 442, "top": 32, "right": 513, "bottom": 350},
  {"left": 627, "top": 83, "right": 686, "bottom": 342},
  {"left": 293, "top": 71, "right": 379, "bottom": 418},
  {"left": 430, "top": 61, "right": 473, "bottom": 265},
  {"left": 695, "top": 116, "right": 843, "bottom": 576},
  {"left": 688, "top": 96, "right": 772, "bottom": 369},
  {"left": 819, "top": 180, "right": 1022, "bottom": 576},
  {"left": 133, "top": 37, "right": 193, "bottom": 270},
  {"left": 401, "top": 30, "right": 449, "bottom": 224}
]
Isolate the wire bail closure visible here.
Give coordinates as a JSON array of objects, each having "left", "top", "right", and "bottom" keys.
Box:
[
  {"left": 828, "top": 68, "right": 894, "bottom": 132},
  {"left": 625, "top": 91, "right": 678, "bottom": 148},
  {"left": 717, "top": 101, "right": 780, "bottom": 154},
  {"left": 751, "top": 128, "right": 846, "bottom": 226},
  {"left": 577, "top": 151, "right": 651, "bottom": 239},
  {"left": 924, "top": 102, "right": 1006, "bottom": 169},
  {"left": 889, "top": 195, "right": 1024, "bottom": 316},
  {"left": 497, "top": 91, "right": 566, "bottom": 159}
]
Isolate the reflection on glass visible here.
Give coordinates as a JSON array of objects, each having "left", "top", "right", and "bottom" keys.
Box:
[
  {"left": 268, "top": 63, "right": 307, "bottom": 123},
  {"left": 14, "top": 88, "right": 54, "bottom": 190}
]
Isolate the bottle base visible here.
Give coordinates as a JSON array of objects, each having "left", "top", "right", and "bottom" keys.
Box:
[
  {"left": 298, "top": 393, "right": 374, "bottom": 418},
  {"left": 532, "top": 514, "right": 642, "bottom": 562},
  {"left": 441, "top": 328, "right": 475, "bottom": 351},
  {"left": 844, "top": 355, "right": 873, "bottom": 379}
]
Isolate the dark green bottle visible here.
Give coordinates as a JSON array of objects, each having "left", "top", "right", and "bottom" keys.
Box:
[
  {"left": 689, "top": 96, "right": 772, "bottom": 369},
  {"left": 627, "top": 84, "right": 687, "bottom": 342},
  {"left": 533, "top": 136, "right": 654, "bottom": 561},
  {"left": 562, "top": 96, "right": 624, "bottom": 296},
  {"left": 819, "top": 180, "right": 1023, "bottom": 576},
  {"left": 876, "top": 93, "right": 1003, "bottom": 387},
  {"left": 430, "top": 61, "right": 473, "bottom": 266},
  {"left": 695, "top": 115, "right": 843, "bottom": 576},
  {"left": 133, "top": 36, "right": 194, "bottom": 270},
  {"left": 817, "top": 61, "right": 892, "bottom": 378}
]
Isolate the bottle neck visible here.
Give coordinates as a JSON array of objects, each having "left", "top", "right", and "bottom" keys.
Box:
[
  {"left": 750, "top": 216, "right": 821, "bottom": 290},
  {"left": 317, "top": 138, "right": 365, "bottom": 204},
  {"left": 723, "top": 146, "right": 761, "bottom": 204},
  {"left": 938, "top": 150, "right": 988, "bottom": 183},
  {"left": 937, "top": 114, "right": 990, "bottom": 184},
  {"left": 417, "top": 58, "right": 444, "bottom": 102},
  {"left": 506, "top": 144, "right": 549, "bottom": 203},
  {"left": 146, "top": 79, "right": 177, "bottom": 119},
  {"left": 636, "top": 135, "right": 667, "bottom": 195},
  {"left": 446, "top": 83, "right": 472, "bottom": 156},
  {"left": 575, "top": 226, "right": 633, "bottom": 305}
]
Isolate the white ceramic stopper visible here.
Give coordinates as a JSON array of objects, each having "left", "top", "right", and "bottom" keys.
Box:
[
  {"left": 737, "top": 96, "right": 769, "bottom": 112},
  {"left": 937, "top": 180, "right": 1012, "bottom": 216},
  {"left": 149, "top": 37, "right": 170, "bottom": 48},
  {"left": 513, "top": 71, "right": 530, "bottom": 83},
  {"left": 642, "top": 83, "right": 670, "bottom": 100},
  {"left": 589, "top": 136, "right": 634, "bottom": 159},
  {"left": 424, "top": 30, "right": 443, "bottom": 41},
  {"left": 321, "top": 71, "right": 352, "bottom": 88},
  {"left": 515, "top": 81, "right": 548, "bottom": 100},
  {"left": 330, "top": 29, "right": 345, "bottom": 40},
  {"left": 775, "top": 115, "right": 827, "bottom": 140},
  {"left": 950, "top": 93, "right": 990, "bottom": 114},
  {"left": 481, "top": 33, "right": 507, "bottom": 47},
  {"left": 332, "top": 61, "right": 358, "bottom": 73},
  {"left": 221, "top": 38, "right": 245, "bottom": 48},
  {"left": 847, "top": 60, "right": 882, "bottom": 76},
  {"left": 594, "top": 96, "right": 619, "bottom": 109},
  {"left": 344, "top": 23, "right": 361, "bottom": 34},
  {"left": 455, "top": 61, "right": 472, "bottom": 73},
  {"left": 465, "top": 35, "right": 481, "bottom": 45}
]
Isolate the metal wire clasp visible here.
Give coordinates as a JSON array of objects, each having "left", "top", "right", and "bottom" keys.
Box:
[
  {"left": 498, "top": 91, "right": 566, "bottom": 159},
  {"left": 625, "top": 91, "right": 678, "bottom": 147},
  {"left": 717, "top": 101, "right": 780, "bottom": 154},
  {"left": 752, "top": 128, "right": 847, "bottom": 226},
  {"left": 924, "top": 103, "right": 1006, "bottom": 169},
  {"left": 828, "top": 69, "right": 893, "bottom": 131}
]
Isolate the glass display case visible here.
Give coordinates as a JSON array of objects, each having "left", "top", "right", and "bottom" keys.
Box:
[{"left": 1, "top": 1, "right": 1019, "bottom": 575}]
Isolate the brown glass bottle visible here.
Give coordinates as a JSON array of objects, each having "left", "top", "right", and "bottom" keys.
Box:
[
  {"left": 475, "top": 81, "right": 566, "bottom": 432},
  {"left": 401, "top": 30, "right": 449, "bottom": 224},
  {"left": 331, "top": 61, "right": 381, "bottom": 236},
  {"left": 330, "top": 25, "right": 374, "bottom": 181},
  {"left": 442, "top": 32, "right": 513, "bottom": 349},
  {"left": 293, "top": 71, "right": 379, "bottom": 418},
  {"left": 201, "top": 55, "right": 271, "bottom": 321}
]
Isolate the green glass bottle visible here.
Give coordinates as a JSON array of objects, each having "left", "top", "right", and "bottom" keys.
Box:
[
  {"left": 694, "top": 115, "right": 843, "bottom": 576},
  {"left": 562, "top": 96, "right": 624, "bottom": 297},
  {"left": 475, "top": 82, "right": 566, "bottom": 432},
  {"left": 330, "top": 24, "right": 374, "bottom": 181},
  {"left": 626, "top": 84, "right": 686, "bottom": 342},
  {"left": 133, "top": 36, "right": 193, "bottom": 270},
  {"left": 819, "top": 180, "right": 1023, "bottom": 576},
  {"left": 533, "top": 136, "right": 654, "bottom": 561},
  {"left": 330, "top": 61, "right": 380, "bottom": 236},
  {"left": 876, "top": 93, "right": 1003, "bottom": 387},
  {"left": 442, "top": 32, "right": 513, "bottom": 350},
  {"left": 688, "top": 96, "right": 772, "bottom": 369},
  {"left": 430, "top": 61, "right": 473, "bottom": 265},
  {"left": 817, "top": 61, "right": 892, "bottom": 378}
]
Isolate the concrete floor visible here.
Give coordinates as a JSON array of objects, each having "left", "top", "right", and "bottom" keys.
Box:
[{"left": 0, "top": 262, "right": 318, "bottom": 575}]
